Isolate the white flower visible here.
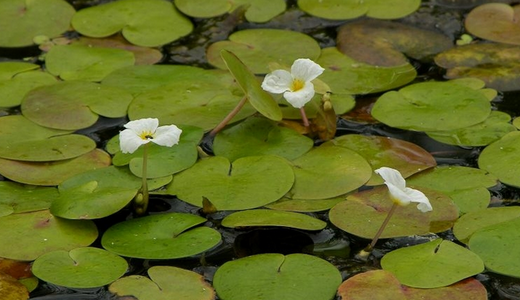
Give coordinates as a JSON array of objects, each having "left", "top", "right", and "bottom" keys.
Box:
[
  {"left": 119, "top": 118, "right": 182, "bottom": 154},
  {"left": 375, "top": 167, "right": 433, "bottom": 213},
  {"left": 261, "top": 58, "right": 325, "bottom": 108}
]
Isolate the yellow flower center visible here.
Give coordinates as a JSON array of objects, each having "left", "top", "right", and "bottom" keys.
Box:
[
  {"left": 139, "top": 131, "right": 155, "bottom": 140},
  {"left": 290, "top": 79, "right": 305, "bottom": 92}
]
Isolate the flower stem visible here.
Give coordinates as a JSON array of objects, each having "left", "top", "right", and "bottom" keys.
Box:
[
  {"left": 136, "top": 143, "right": 149, "bottom": 215},
  {"left": 300, "top": 107, "right": 309, "bottom": 127},
  {"left": 210, "top": 96, "right": 247, "bottom": 136},
  {"left": 365, "top": 203, "right": 398, "bottom": 252}
]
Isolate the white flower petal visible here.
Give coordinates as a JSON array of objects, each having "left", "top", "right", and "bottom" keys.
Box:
[
  {"left": 402, "top": 188, "right": 433, "bottom": 212},
  {"left": 290, "top": 58, "right": 325, "bottom": 82},
  {"left": 119, "top": 128, "right": 149, "bottom": 154},
  {"left": 261, "top": 70, "right": 293, "bottom": 94},
  {"left": 124, "top": 118, "right": 159, "bottom": 133},
  {"left": 283, "top": 82, "right": 315, "bottom": 108},
  {"left": 375, "top": 167, "right": 406, "bottom": 190},
  {"left": 385, "top": 182, "right": 411, "bottom": 206},
  {"left": 152, "top": 125, "right": 182, "bottom": 147}
]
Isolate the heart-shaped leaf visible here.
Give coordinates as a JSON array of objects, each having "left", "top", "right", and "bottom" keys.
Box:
[
  {"left": 465, "top": 3, "right": 520, "bottom": 45},
  {"left": 168, "top": 155, "right": 294, "bottom": 210}
]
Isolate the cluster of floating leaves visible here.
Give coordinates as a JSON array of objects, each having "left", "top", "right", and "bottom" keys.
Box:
[{"left": 0, "top": 0, "right": 519, "bottom": 299}]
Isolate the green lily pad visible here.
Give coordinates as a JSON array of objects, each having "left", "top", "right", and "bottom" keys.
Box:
[
  {"left": 329, "top": 186, "right": 458, "bottom": 239},
  {"left": 110, "top": 266, "right": 215, "bottom": 300},
  {"left": 22, "top": 81, "right": 133, "bottom": 130},
  {"left": 207, "top": 29, "right": 321, "bottom": 74},
  {"left": 112, "top": 125, "right": 203, "bottom": 178},
  {"left": 327, "top": 134, "right": 436, "bottom": 186},
  {"left": 338, "top": 270, "right": 487, "bottom": 300},
  {"left": 213, "top": 116, "right": 313, "bottom": 161},
  {"left": 317, "top": 47, "right": 416, "bottom": 95},
  {"left": 371, "top": 81, "right": 491, "bottom": 131},
  {"left": 32, "top": 247, "right": 127, "bottom": 288},
  {"left": 51, "top": 166, "right": 141, "bottom": 219},
  {"left": 0, "top": 115, "right": 95, "bottom": 162},
  {"left": 221, "top": 209, "right": 326, "bottom": 230},
  {"left": 45, "top": 44, "right": 135, "bottom": 81},
  {"left": 71, "top": 0, "right": 193, "bottom": 47},
  {"left": 289, "top": 145, "right": 372, "bottom": 200},
  {"left": 214, "top": 253, "right": 341, "bottom": 300},
  {"left": 265, "top": 196, "right": 345, "bottom": 212},
  {"left": 434, "top": 43, "right": 520, "bottom": 91},
  {"left": 221, "top": 50, "right": 282, "bottom": 121},
  {"left": 468, "top": 216, "right": 520, "bottom": 278},
  {"left": 337, "top": 19, "right": 453, "bottom": 67},
  {"left": 298, "top": 0, "right": 420, "bottom": 20},
  {"left": 101, "top": 213, "right": 221, "bottom": 259},
  {"left": 453, "top": 207, "right": 520, "bottom": 243},
  {"left": 381, "top": 239, "right": 484, "bottom": 288},
  {"left": 0, "top": 182, "right": 58, "bottom": 215},
  {"left": 0, "top": 62, "right": 57, "bottom": 108},
  {"left": 0, "top": 149, "right": 111, "bottom": 186},
  {"left": 0, "top": 0, "right": 75, "bottom": 47},
  {"left": 514, "top": 117, "right": 520, "bottom": 129},
  {"left": 0, "top": 210, "right": 98, "bottom": 261},
  {"left": 465, "top": 3, "right": 520, "bottom": 45},
  {"left": 73, "top": 36, "right": 163, "bottom": 65},
  {"left": 478, "top": 131, "right": 520, "bottom": 188},
  {"left": 168, "top": 155, "right": 294, "bottom": 210},
  {"left": 407, "top": 166, "right": 498, "bottom": 214},
  {"left": 127, "top": 69, "right": 256, "bottom": 131},
  {"left": 426, "top": 111, "right": 516, "bottom": 147},
  {"left": 175, "top": 0, "right": 285, "bottom": 23}
]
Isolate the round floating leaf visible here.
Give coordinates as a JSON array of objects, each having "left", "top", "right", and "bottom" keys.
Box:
[
  {"left": 372, "top": 81, "right": 491, "bottom": 131},
  {"left": 73, "top": 36, "right": 163, "bottom": 65},
  {"left": 0, "top": 62, "right": 57, "bottom": 108},
  {"left": 289, "top": 145, "right": 372, "bottom": 200},
  {"left": 221, "top": 209, "right": 326, "bottom": 230},
  {"left": 214, "top": 253, "right": 341, "bottom": 300},
  {"left": 298, "top": 0, "right": 420, "bottom": 20},
  {"left": 176, "top": 0, "right": 285, "bottom": 22},
  {"left": 22, "top": 81, "right": 133, "bottom": 130},
  {"left": 32, "top": 247, "right": 127, "bottom": 288},
  {"left": 478, "top": 131, "right": 520, "bottom": 188},
  {"left": 102, "top": 213, "right": 221, "bottom": 259},
  {"left": 0, "top": 210, "right": 98, "bottom": 261},
  {"left": 45, "top": 44, "right": 135, "bottom": 81},
  {"left": 465, "top": 3, "right": 520, "bottom": 45},
  {"left": 329, "top": 186, "right": 458, "bottom": 239},
  {"left": 453, "top": 207, "right": 520, "bottom": 243},
  {"left": 381, "top": 239, "right": 485, "bottom": 288},
  {"left": 337, "top": 19, "right": 453, "bottom": 67},
  {"left": 328, "top": 134, "right": 436, "bottom": 186},
  {"left": 71, "top": 0, "right": 193, "bottom": 47},
  {"left": 127, "top": 69, "right": 256, "bottom": 131},
  {"left": 435, "top": 43, "right": 520, "bottom": 91},
  {"left": 426, "top": 111, "right": 516, "bottom": 147},
  {"left": 0, "top": 115, "right": 95, "bottom": 162},
  {"left": 0, "top": 0, "right": 75, "bottom": 47},
  {"left": 112, "top": 125, "right": 203, "bottom": 178},
  {"left": 220, "top": 50, "right": 282, "bottom": 121},
  {"left": 168, "top": 155, "right": 294, "bottom": 210},
  {"left": 265, "top": 196, "right": 345, "bottom": 212},
  {"left": 0, "top": 182, "right": 58, "bottom": 215},
  {"left": 407, "top": 166, "right": 497, "bottom": 214},
  {"left": 213, "top": 116, "right": 313, "bottom": 161},
  {"left": 110, "top": 266, "right": 215, "bottom": 300},
  {"left": 338, "top": 270, "right": 487, "bottom": 300},
  {"left": 514, "top": 116, "right": 520, "bottom": 129},
  {"left": 207, "top": 29, "right": 321, "bottom": 74},
  {"left": 0, "top": 149, "right": 111, "bottom": 186},
  {"left": 468, "top": 217, "right": 520, "bottom": 278},
  {"left": 317, "top": 47, "right": 416, "bottom": 95}
]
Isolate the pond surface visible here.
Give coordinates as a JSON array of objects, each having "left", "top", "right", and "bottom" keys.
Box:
[{"left": 1, "top": 0, "right": 520, "bottom": 299}]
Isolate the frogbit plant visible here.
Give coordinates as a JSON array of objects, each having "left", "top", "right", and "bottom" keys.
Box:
[
  {"left": 261, "top": 58, "right": 325, "bottom": 127},
  {"left": 119, "top": 118, "right": 182, "bottom": 215},
  {"left": 361, "top": 167, "right": 433, "bottom": 256}
]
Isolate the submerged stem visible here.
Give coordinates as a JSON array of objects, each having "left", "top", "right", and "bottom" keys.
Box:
[
  {"left": 210, "top": 96, "right": 248, "bottom": 136},
  {"left": 136, "top": 143, "right": 149, "bottom": 215},
  {"left": 365, "top": 203, "right": 399, "bottom": 252},
  {"left": 300, "top": 107, "right": 309, "bottom": 127}
]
